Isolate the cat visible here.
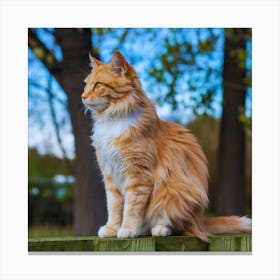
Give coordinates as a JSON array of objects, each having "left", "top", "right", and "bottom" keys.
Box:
[{"left": 81, "top": 50, "right": 251, "bottom": 241}]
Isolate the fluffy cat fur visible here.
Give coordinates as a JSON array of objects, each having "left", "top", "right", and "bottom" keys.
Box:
[{"left": 81, "top": 50, "right": 251, "bottom": 241}]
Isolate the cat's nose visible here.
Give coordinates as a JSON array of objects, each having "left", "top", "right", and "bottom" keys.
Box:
[{"left": 81, "top": 93, "right": 87, "bottom": 100}]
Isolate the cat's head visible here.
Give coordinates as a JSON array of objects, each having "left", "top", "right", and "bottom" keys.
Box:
[{"left": 81, "top": 50, "right": 144, "bottom": 117}]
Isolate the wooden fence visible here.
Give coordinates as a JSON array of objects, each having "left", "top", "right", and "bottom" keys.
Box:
[{"left": 28, "top": 234, "right": 251, "bottom": 252}]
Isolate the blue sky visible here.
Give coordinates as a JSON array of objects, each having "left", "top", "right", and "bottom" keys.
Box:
[{"left": 28, "top": 28, "right": 252, "bottom": 159}]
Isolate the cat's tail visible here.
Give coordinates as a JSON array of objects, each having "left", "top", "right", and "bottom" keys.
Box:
[{"left": 203, "top": 216, "right": 252, "bottom": 235}]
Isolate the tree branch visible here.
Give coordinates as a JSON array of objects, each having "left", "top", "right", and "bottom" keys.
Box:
[
  {"left": 47, "top": 74, "right": 74, "bottom": 174},
  {"left": 29, "top": 80, "right": 66, "bottom": 106},
  {"left": 28, "top": 29, "right": 65, "bottom": 91}
]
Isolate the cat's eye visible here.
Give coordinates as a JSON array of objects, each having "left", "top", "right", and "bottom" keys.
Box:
[{"left": 95, "top": 82, "right": 102, "bottom": 89}]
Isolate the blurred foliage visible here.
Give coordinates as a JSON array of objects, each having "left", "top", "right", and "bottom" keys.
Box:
[
  {"left": 198, "top": 40, "right": 214, "bottom": 53},
  {"left": 225, "top": 28, "right": 252, "bottom": 42},
  {"left": 230, "top": 48, "right": 247, "bottom": 70},
  {"left": 148, "top": 28, "right": 224, "bottom": 115},
  {"left": 187, "top": 115, "right": 251, "bottom": 215},
  {"left": 187, "top": 115, "right": 220, "bottom": 177},
  {"left": 187, "top": 115, "right": 220, "bottom": 210},
  {"left": 239, "top": 107, "right": 252, "bottom": 136},
  {"left": 28, "top": 148, "right": 74, "bottom": 229},
  {"left": 33, "top": 47, "right": 45, "bottom": 59},
  {"left": 93, "top": 28, "right": 113, "bottom": 36},
  {"left": 146, "top": 28, "right": 252, "bottom": 131},
  {"left": 28, "top": 224, "right": 73, "bottom": 238},
  {"left": 28, "top": 181, "right": 73, "bottom": 226},
  {"left": 28, "top": 148, "right": 74, "bottom": 180}
]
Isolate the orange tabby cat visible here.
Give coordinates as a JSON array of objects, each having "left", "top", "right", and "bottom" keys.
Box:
[{"left": 81, "top": 50, "right": 251, "bottom": 241}]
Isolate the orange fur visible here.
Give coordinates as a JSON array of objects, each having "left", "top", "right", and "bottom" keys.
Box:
[{"left": 81, "top": 50, "right": 251, "bottom": 241}]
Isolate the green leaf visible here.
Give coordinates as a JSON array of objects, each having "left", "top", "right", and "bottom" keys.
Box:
[
  {"left": 33, "top": 47, "right": 45, "bottom": 59},
  {"left": 243, "top": 76, "right": 252, "bottom": 87},
  {"left": 238, "top": 106, "right": 252, "bottom": 136},
  {"left": 46, "top": 53, "right": 55, "bottom": 65},
  {"left": 199, "top": 40, "right": 214, "bottom": 53}
]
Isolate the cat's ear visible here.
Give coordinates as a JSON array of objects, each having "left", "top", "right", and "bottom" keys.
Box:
[
  {"left": 111, "top": 50, "right": 129, "bottom": 75},
  {"left": 89, "top": 53, "right": 102, "bottom": 69}
]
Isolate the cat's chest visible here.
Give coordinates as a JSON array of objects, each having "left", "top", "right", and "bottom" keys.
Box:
[{"left": 92, "top": 113, "right": 141, "bottom": 189}]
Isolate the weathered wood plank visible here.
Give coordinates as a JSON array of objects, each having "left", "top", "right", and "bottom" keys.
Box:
[
  {"left": 155, "top": 236, "right": 208, "bottom": 251},
  {"left": 28, "top": 236, "right": 155, "bottom": 252},
  {"left": 95, "top": 238, "right": 155, "bottom": 252},
  {"left": 28, "top": 234, "right": 251, "bottom": 252},
  {"left": 208, "top": 234, "right": 252, "bottom": 252},
  {"left": 28, "top": 237, "right": 96, "bottom": 251}
]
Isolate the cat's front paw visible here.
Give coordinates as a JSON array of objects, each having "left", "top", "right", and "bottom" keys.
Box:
[
  {"left": 151, "top": 225, "right": 172, "bottom": 237},
  {"left": 117, "top": 227, "right": 139, "bottom": 238},
  {"left": 98, "top": 225, "right": 118, "bottom": 238}
]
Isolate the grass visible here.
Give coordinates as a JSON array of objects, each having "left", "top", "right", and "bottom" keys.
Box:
[{"left": 28, "top": 224, "right": 73, "bottom": 238}]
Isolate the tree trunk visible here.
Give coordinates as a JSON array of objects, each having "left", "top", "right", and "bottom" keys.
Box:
[
  {"left": 215, "top": 29, "right": 248, "bottom": 215},
  {"left": 54, "top": 28, "right": 106, "bottom": 235}
]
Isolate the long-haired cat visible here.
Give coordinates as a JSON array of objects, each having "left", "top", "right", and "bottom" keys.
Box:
[{"left": 81, "top": 50, "right": 251, "bottom": 241}]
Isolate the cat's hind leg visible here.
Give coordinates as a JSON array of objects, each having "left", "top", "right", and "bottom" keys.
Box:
[
  {"left": 151, "top": 225, "right": 172, "bottom": 236},
  {"left": 150, "top": 215, "right": 173, "bottom": 237}
]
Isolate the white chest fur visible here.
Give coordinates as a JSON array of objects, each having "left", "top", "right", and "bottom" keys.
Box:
[{"left": 91, "top": 112, "right": 141, "bottom": 192}]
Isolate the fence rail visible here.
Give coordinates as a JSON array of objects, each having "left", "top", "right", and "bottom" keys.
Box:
[{"left": 28, "top": 234, "right": 251, "bottom": 252}]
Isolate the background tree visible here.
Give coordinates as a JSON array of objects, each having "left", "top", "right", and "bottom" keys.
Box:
[
  {"left": 215, "top": 28, "right": 251, "bottom": 215},
  {"left": 28, "top": 28, "right": 106, "bottom": 235}
]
